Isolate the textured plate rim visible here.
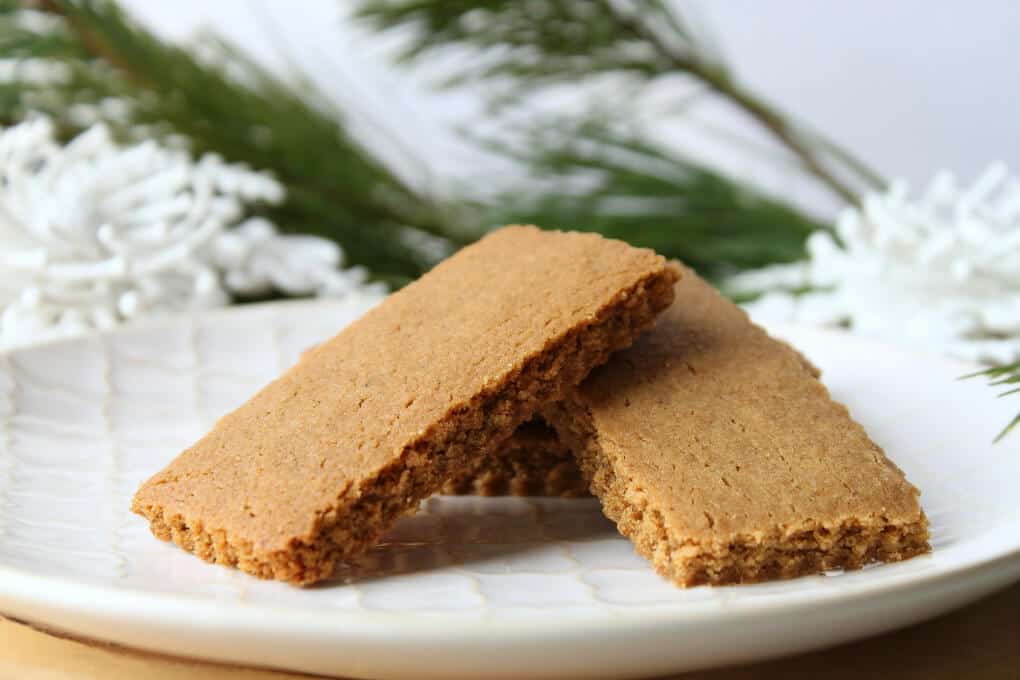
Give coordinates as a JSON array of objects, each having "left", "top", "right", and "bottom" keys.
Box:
[{"left": 1, "top": 529, "right": 1019, "bottom": 639}]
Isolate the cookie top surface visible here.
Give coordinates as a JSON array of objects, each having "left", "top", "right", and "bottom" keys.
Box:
[
  {"left": 571, "top": 268, "right": 924, "bottom": 542},
  {"left": 134, "top": 226, "right": 672, "bottom": 551}
]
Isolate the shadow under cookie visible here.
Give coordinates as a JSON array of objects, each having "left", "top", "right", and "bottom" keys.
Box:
[{"left": 318, "top": 496, "right": 616, "bottom": 586}]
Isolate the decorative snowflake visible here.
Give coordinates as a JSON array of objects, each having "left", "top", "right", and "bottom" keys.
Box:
[
  {"left": 0, "top": 117, "right": 384, "bottom": 348},
  {"left": 728, "top": 164, "right": 1020, "bottom": 364}
]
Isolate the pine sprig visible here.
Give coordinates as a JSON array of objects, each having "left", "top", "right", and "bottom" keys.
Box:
[
  {"left": 357, "top": 0, "right": 849, "bottom": 276},
  {"left": 476, "top": 116, "right": 826, "bottom": 276},
  {"left": 356, "top": 0, "right": 886, "bottom": 205},
  {"left": 3, "top": 0, "right": 479, "bottom": 286},
  {"left": 963, "top": 362, "right": 1020, "bottom": 442}
]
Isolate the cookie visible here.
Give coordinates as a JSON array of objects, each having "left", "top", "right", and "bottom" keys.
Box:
[
  {"left": 544, "top": 266, "right": 930, "bottom": 586},
  {"left": 132, "top": 225, "right": 678, "bottom": 584}
]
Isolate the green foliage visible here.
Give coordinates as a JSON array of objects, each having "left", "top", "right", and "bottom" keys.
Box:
[
  {"left": 361, "top": 0, "right": 691, "bottom": 86},
  {"left": 357, "top": 0, "right": 886, "bottom": 205},
  {"left": 355, "top": 0, "right": 892, "bottom": 277},
  {"left": 963, "top": 362, "right": 1020, "bottom": 442},
  {"left": 477, "top": 118, "right": 824, "bottom": 276}
]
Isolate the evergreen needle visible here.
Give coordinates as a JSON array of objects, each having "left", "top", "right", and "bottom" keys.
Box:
[{"left": 962, "top": 361, "right": 1020, "bottom": 443}]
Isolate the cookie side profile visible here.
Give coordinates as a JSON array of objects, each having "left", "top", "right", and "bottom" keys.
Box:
[
  {"left": 132, "top": 226, "right": 678, "bottom": 584},
  {"left": 545, "top": 267, "right": 930, "bottom": 586}
]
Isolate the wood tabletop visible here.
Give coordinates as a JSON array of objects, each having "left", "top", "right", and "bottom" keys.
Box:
[{"left": 3, "top": 580, "right": 1019, "bottom": 680}]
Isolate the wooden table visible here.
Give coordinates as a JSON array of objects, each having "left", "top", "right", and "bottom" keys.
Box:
[{"left": 4, "top": 581, "right": 1019, "bottom": 679}]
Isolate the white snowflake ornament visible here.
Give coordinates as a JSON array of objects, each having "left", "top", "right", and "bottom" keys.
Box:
[
  {"left": 729, "top": 164, "right": 1020, "bottom": 364},
  {"left": 0, "top": 116, "right": 383, "bottom": 348}
]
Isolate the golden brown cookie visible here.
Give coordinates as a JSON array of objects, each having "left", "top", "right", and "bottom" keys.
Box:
[
  {"left": 132, "top": 226, "right": 678, "bottom": 584},
  {"left": 544, "top": 267, "right": 929, "bottom": 586}
]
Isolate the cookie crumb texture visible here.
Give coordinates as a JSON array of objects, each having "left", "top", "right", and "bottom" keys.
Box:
[
  {"left": 441, "top": 419, "right": 589, "bottom": 497},
  {"left": 545, "top": 267, "right": 930, "bottom": 587},
  {"left": 132, "top": 226, "right": 677, "bottom": 584}
]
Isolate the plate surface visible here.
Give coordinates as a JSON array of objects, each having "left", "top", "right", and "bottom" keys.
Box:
[{"left": 0, "top": 299, "right": 1018, "bottom": 679}]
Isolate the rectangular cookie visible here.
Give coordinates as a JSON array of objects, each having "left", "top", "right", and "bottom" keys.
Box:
[
  {"left": 132, "top": 225, "right": 678, "bottom": 584},
  {"left": 544, "top": 266, "right": 930, "bottom": 586}
]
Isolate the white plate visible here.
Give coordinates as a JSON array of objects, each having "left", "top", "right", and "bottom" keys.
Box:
[{"left": 0, "top": 300, "right": 1018, "bottom": 680}]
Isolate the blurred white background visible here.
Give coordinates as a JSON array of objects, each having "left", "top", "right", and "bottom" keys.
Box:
[{"left": 122, "top": 0, "right": 1019, "bottom": 214}]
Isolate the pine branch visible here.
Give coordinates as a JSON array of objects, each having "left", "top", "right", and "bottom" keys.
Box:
[
  {"left": 357, "top": 0, "right": 843, "bottom": 275},
  {"left": 600, "top": 1, "right": 861, "bottom": 205},
  {"left": 5, "top": 0, "right": 480, "bottom": 285},
  {"left": 962, "top": 362, "right": 1020, "bottom": 442},
  {"left": 357, "top": 0, "right": 885, "bottom": 204},
  {"left": 474, "top": 116, "right": 826, "bottom": 277}
]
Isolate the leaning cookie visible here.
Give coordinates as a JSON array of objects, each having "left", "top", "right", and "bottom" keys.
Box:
[
  {"left": 544, "top": 266, "right": 929, "bottom": 586},
  {"left": 132, "top": 226, "right": 678, "bottom": 584}
]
